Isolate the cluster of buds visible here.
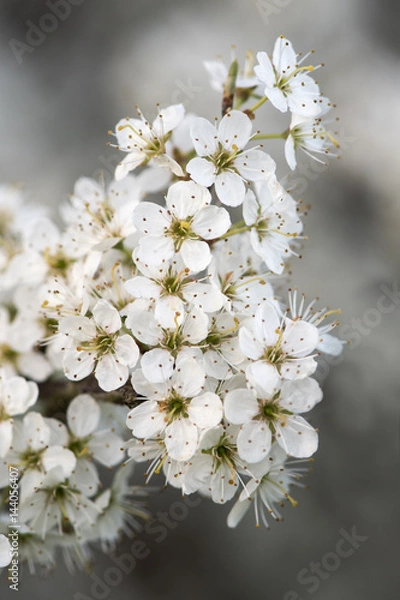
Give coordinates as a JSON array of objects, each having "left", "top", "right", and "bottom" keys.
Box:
[{"left": 0, "top": 36, "right": 343, "bottom": 574}]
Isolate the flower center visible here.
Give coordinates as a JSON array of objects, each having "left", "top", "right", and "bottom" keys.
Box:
[
  {"left": 161, "top": 392, "right": 189, "bottom": 423},
  {"left": 211, "top": 144, "right": 240, "bottom": 175}
]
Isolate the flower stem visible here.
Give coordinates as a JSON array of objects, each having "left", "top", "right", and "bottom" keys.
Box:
[
  {"left": 252, "top": 130, "right": 289, "bottom": 141},
  {"left": 247, "top": 96, "right": 268, "bottom": 112},
  {"left": 222, "top": 221, "right": 252, "bottom": 239}
]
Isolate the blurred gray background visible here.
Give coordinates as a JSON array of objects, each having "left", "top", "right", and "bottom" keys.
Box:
[{"left": 1, "top": 0, "right": 399, "bottom": 598}]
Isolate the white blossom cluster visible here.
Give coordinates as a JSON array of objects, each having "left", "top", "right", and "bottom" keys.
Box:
[{"left": 0, "top": 36, "right": 343, "bottom": 573}]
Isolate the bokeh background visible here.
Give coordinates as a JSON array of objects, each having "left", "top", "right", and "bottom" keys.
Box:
[{"left": 1, "top": 0, "right": 399, "bottom": 598}]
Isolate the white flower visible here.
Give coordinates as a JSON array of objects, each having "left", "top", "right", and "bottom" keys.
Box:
[
  {"left": 239, "top": 300, "right": 319, "bottom": 380},
  {"left": 0, "top": 534, "right": 12, "bottom": 568},
  {"left": 186, "top": 110, "right": 275, "bottom": 206},
  {"left": 125, "top": 300, "right": 209, "bottom": 383},
  {"left": 19, "top": 465, "right": 101, "bottom": 540},
  {"left": 225, "top": 374, "right": 321, "bottom": 461},
  {"left": 83, "top": 463, "right": 150, "bottom": 550},
  {"left": 243, "top": 177, "right": 303, "bottom": 274},
  {"left": 200, "top": 311, "right": 245, "bottom": 379},
  {"left": 127, "top": 358, "right": 222, "bottom": 461},
  {"left": 0, "top": 370, "right": 38, "bottom": 457},
  {"left": 184, "top": 425, "right": 251, "bottom": 503},
  {"left": 111, "top": 104, "right": 185, "bottom": 180},
  {"left": 254, "top": 36, "right": 327, "bottom": 117},
  {"left": 227, "top": 444, "right": 303, "bottom": 528},
  {"left": 285, "top": 110, "right": 339, "bottom": 170},
  {"left": 133, "top": 180, "right": 231, "bottom": 272},
  {"left": 204, "top": 50, "right": 260, "bottom": 93},
  {"left": 0, "top": 303, "right": 52, "bottom": 383},
  {"left": 125, "top": 257, "right": 224, "bottom": 329},
  {"left": 287, "top": 290, "right": 344, "bottom": 357},
  {"left": 208, "top": 235, "right": 276, "bottom": 315},
  {"left": 0, "top": 412, "right": 51, "bottom": 501},
  {"left": 66, "top": 394, "right": 125, "bottom": 469},
  {"left": 59, "top": 299, "right": 139, "bottom": 391},
  {"left": 63, "top": 175, "right": 150, "bottom": 253}
]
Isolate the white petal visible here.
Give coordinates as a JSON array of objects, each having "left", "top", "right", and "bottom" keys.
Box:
[
  {"left": 211, "top": 462, "right": 238, "bottom": 504},
  {"left": 238, "top": 325, "right": 264, "bottom": 360},
  {"left": 186, "top": 157, "right": 216, "bottom": 187},
  {"left": 155, "top": 295, "right": 184, "bottom": 329},
  {"left": 272, "top": 36, "right": 297, "bottom": 75},
  {"left": 2, "top": 378, "right": 38, "bottom": 416},
  {"left": 131, "top": 369, "right": 168, "bottom": 399},
  {"left": 22, "top": 411, "right": 51, "bottom": 450},
  {"left": 70, "top": 459, "right": 99, "bottom": 497},
  {"left": 255, "top": 301, "right": 281, "bottom": 345},
  {"left": 126, "top": 400, "right": 165, "bottom": 439},
  {"left": 235, "top": 149, "right": 275, "bottom": 181},
  {"left": 183, "top": 282, "right": 224, "bottom": 313},
  {"left": 192, "top": 205, "right": 231, "bottom": 239},
  {"left": 136, "top": 235, "right": 175, "bottom": 266},
  {"left": 95, "top": 354, "right": 129, "bottom": 391},
  {"left": 166, "top": 180, "right": 211, "bottom": 218},
  {"left": 281, "top": 357, "right": 318, "bottom": 380},
  {"left": 174, "top": 356, "right": 205, "bottom": 398},
  {"left": 124, "top": 276, "right": 161, "bottom": 300},
  {"left": 180, "top": 239, "right": 211, "bottom": 272},
  {"left": 115, "top": 152, "right": 145, "bottom": 181},
  {"left": 114, "top": 334, "right": 140, "bottom": 368},
  {"left": 242, "top": 189, "right": 258, "bottom": 226},
  {"left": 224, "top": 389, "right": 258, "bottom": 424},
  {"left": 67, "top": 394, "right": 100, "bottom": 437},
  {"left": 254, "top": 51, "right": 275, "bottom": 88},
  {"left": 152, "top": 104, "right": 185, "bottom": 136},
  {"left": 45, "top": 417, "right": 69, "bottom": 446},
  {"left": 165, "top": 418, "right": 198, "bottom": 461},
  {"left": 63, "top": 350, "right": 95, "bottom": 381},
  {"left": 282, "top": 319, "right": 319, "bottom": 357},
  {"left": 114, "top": 117, "right": 147, "bottom": 148},
  {"left": 0, "top": 534, "right": 12, "bottom": 568},
  {"left": 317, "top": 333, "right": 344, "bottom": 357},
  {"left": 133, "top": 202, "right": 170, "bottom": 235},
  {"left": 266, "top": 86, "right": 288, "bottom": 112},
  {"left": 73, "top": 177, "right": 104, "bottom": 207},
  {"left": 59, "top": 316, "right": 96, "bottom": 341},
  {"left": 124, "top": 300, "right": 161, "bottom": 345},
  {"left": 42, "top": 446, "right": 76, "bottom": 479},
  {"left": 218, "top": 110, "right": 252, "bottom": 151},
  {"left": 182, "top": 307, "right": 209, "bottom": 344},
  {"left": 190, "top": 117, "right": 219, "bottom": 157},
  {"left": 92, "top": 300, "right": 121, "bottom": 333},
  {"left": 0, "top": 421, "right": 13, "bottom": 458},
  {"left": 88, "top": 432, "right": 125, "bottom": 467},
  {"left": 275, "top": 415, "right": 318, "bottom": 457},
  {"left": 152, "top": 154, "right": 184, "bottom": 177},
  {"left": 215, "top": 171, "right": 246, "bottom": 207},
  {"left": 279, "top": 378, "right": 323, "bottom": 414},
  {"left": 237, "top": 420, "right": 272, "bottom": 463},
  {"left": 246, "top": 362, "right": 281, "bottom": 399},
  {"left": 141, "top": 349, "right": 174, "bottom": 383},
  {"left": 188, "top": 392, "right": 223, "bottom": 429},
  {"left": 284, "top": 136, "right": 297, "bottom": 170},
  {"left": 227, "top": 497, "right": 252, "bottom": 528}
]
